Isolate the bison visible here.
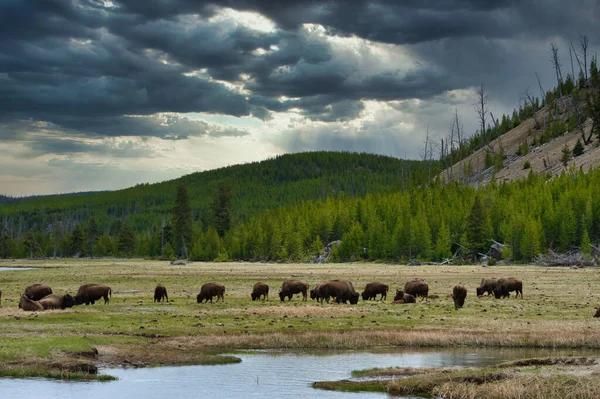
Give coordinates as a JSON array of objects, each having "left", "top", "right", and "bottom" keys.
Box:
[
  {"left": 197, "top": 283, "right": 225, "bottom": 303},
  {"left": 24, "top": 284, "right": 53, "bottom": 300},
  {"left": 279, "top": 280, "right": 309, "bottom": 302},
  {"left": 19, "top": 295, "right": 44, "bottom": 311},
  {"left": 476, "top": 278, "right": 498, "bottom": 297},
  {"left": 251, "top": 282, "right": 269, "bottom": 301},
  {"left": 317, "top": 280, "right": 359, "bottom": 304},
  {"left": 392, "top": 289, "right": 416, "bottom": 304},
  {"left": 452, "top": 285, "right": 467, "bottom": 310},
  {"left": 493, "top": 278, "right": 523, "bottom": 299},
  {"left": 310, "top": 284, "right": 323, "bottom": 301},
  {"left": 19, "top": 284, "right": 53, "bottom": 308},
  {"left": 38, "top": 294, "right": 75, "bottom": 310},
  {"left": 361, "top": 282, "right": 389, "bottom": 301},
  {"left": 594, "top": 307, "right": 600, "bottom": 318},
  {"left": 74, "top": 284, "right": 112, "bottom": 305},
  {"left": 404, "top": 278, "right": 428, "bottom": 300},
  {"left": 154, "top": 284, "right": 168, "bottom": 302}
]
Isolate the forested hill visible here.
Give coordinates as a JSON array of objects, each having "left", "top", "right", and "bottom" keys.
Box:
[{"left": 0, "top": 151, "right": 432, "bottom": 235}]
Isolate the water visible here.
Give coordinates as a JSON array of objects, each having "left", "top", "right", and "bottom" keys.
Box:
[
  {"left": 0, "top": 267, "right": 36, "bottom": 272},
  {"left": 0, "top": 349, "right": 593, "bottom": 399}
]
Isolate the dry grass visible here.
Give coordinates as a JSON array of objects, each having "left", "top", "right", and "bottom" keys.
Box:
[{"left": 3, "top": 259, "right": 600, "bottom": 379}]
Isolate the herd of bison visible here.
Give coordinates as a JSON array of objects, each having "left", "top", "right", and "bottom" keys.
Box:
[{"left": 0, "top": 276, "right": 531, "bottom": 313}]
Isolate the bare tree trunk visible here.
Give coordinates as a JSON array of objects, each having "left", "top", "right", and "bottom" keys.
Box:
[
  {"left": 473, "top": 82, "right": 489, "bottom": 148},
  {"left": 521, "top": 88, "right": 540, "bottom": 129},
  {"left": 455, "top": 110, "right": 463, "bottom": 182},
  {"left": 581, "top": 35, "right": 589, "bottom": 81}
]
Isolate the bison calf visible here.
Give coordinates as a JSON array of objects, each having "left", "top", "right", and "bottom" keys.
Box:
[
  {"left": 251, "top": 282, "right": 269, "bottom": 301},
  {"left": 595, "top": 307, "right": 600, "bottom": 318},
  {"left": 361, "top": 282, "right": 389, "bottom": 301},
  {"left": 154, "top": 284, "right": 168, "bottom": 302},
  {"left": 393, "top": 289, "right": 416, "bottom": 304},
  {"left": 197, "top": 283, "right": 225, "bottom": 303},
  {"left": 452, "top": 285, "right": 467, "bottom": 310}
]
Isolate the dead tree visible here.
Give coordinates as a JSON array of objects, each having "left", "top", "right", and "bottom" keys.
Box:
[
  {"left": 521, "top": 88, "right": 540, "bottom": 129},
  {"left": 581, "top": 35, "right": 589, "bottom": 82},
  {"left": 473, "top": 82, "right": 489, "bottom": 148},
  {"left": 454, "top": 110, "right": 463, "bottom": 182},
  {"left": 551, "top": 43, "right": 564, "bottom": 99}
]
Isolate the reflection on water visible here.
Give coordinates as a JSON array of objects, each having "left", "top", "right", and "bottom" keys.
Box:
[
  {"left": 0, "top": 267, "right": 36, "bottom": 272},
  {"left": 0, "top": 348, "right": 595, "bottom": 399}
]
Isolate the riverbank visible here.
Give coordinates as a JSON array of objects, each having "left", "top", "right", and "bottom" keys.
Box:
[
  {"left": 1, "top": 259, "right": 600, "bottom": 381},
  {"left": 314, "top": 357, "right": 600, "bottom": 398}
]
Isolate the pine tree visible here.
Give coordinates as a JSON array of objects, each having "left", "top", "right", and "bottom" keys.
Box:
[
  {"left": 434, "top": 219, "right": 452, "bottom": 260},
  {"left": 581, "top": 229, "right": 592, "bottom": 260},
  {"left": 465, "top": 195, "right": 492, "bottom": 258},
  {"left": 117, "top": 218, "right": 136, "bottom": 257},
  {"left": 572, "top": 140, "right": 584, "bottom": 157},
  {"left": 86, "top": 216, "right": 99, "bottom": 255},
  {"left": 209, "top": 181, "right": 234, "bottom": 238},
  {"left": 23, "top": 231, "right": 42, "bottom": 259},
  {"left": 172, "top": 184, "right": 193, "bottom": 258},
  {"left": 71, "top": 225, "right": 86, "bottom": 256}
]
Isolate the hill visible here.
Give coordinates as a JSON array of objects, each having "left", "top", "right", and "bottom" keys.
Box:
[
  {"left": 0, "top": 151, "right": 431, "bottom": 236},
  {"left": 440, "top": 87, "right": 600, "bottom": 186}
]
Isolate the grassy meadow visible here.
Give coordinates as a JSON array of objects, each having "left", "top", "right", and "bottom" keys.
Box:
[{"left": 1, "top": 259, "right": 600, "bottom": 382}]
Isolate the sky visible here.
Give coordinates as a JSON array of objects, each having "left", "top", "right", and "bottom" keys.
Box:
[{"left": 1, "top": 0, "right": 599, "bottom": 196}]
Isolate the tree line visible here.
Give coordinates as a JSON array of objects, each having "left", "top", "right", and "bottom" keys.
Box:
[{"left": 2, "top": 166, "right": 598, "bottom": 264}]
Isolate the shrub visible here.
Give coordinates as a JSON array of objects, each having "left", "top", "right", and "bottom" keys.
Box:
[
  {"left": 523, "top": 161, "right": 531, "bottom": 170},
  {"left": 516, "top": 141, "right": 529, "bottom": 156},
  {"left": 572, "top": 140, "right": 584, "bottom": 157},
  {"left": 561, "top": 144, "right": 572, "bottom": 166}
]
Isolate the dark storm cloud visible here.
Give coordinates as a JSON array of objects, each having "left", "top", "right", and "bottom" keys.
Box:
[{"left": 1, "top": 0, "right": 599, "bottom": 148}]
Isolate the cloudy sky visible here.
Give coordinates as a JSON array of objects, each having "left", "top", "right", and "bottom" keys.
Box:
[{"left": 1, "top": 0, "right": 599, "bottom": 196}]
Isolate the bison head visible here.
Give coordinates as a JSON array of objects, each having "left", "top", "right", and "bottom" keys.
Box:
[
  {"left": 350, "top": 292, "right": 360, "bottom": 305},
  {"left": 196, "top": 293, "right": 202, "bottom": 303},
  {"left": 279, "top": 291, "right": 286, "bottom": 302},
  {"left": 594, "top": 307, "right": 600, "bottom": 318},
  {"left": 63, "top": 294, "right": 75, "bottom": 308},
  {"left": 251, "top": 292, "right": 258, "bottom": 301},
  {"left": 361, "top": 291, "right": 369, "bottom": 301},
  {"left": 476, "top": 287, "right": 485, "bottom": 297}
]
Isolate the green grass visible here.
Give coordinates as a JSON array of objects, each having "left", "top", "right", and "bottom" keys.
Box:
[{"left": 2, "top": 259, "right": 600, "bottom": 380}]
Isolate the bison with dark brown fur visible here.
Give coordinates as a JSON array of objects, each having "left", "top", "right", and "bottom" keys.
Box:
[
  {"left": 39, "top": 294, "right": 75, "bottom": 310},
  {"left": 279, "top": 280, "right": 308, "bottom": 302},
  {"left": 594, "top": 307, "right": 600, "bottom": 318},
  {"left": 452, "top": 285, "right": 467, "bottom": 310},
  {"left": 404, "top": 279, "right": 428, "bottom": 300},
  {"left": 392, "top": 289, "right": 416, "bottom": 304},
  {"left": 318, "top": 280, "right": 359, "bottom": 304},
  {"left": 24, "top": 284, "right": 53, "bottom": 300},
  {"left": 154, "top": 284, "right": 168, "bottom": 302},
  {"left": 476, "top": 278, "right": 498, "bottom": 297},
  {"left": 251, "top": 282, "right": 269, "bottom": 301},
  {"left": 361, "top": 282, "right": 389, "bottom": 301},
  {"left": 197, "top": 283, "right": 225, "bottom": 303},
  {"left": 310, "top": 284, "right": 323, "bottom": 301},
  {"left": 19, "top": 295, "right": 44, "bottom": 311},
  {"left": 493, "top": 278, "right": 523, "bottom": 299},
  {"left": 74, "top": 284, "right": 112, "bottom": 305}
]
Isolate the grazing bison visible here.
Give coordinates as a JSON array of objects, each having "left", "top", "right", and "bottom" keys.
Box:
[
  {"left": 361, "top": 282, "right": 389, "bottom": 301},
  {"left": 279, "top": 280, "right": 309, "bottom": 302},
  {"left": 251, "top": 282, "right": 269, "bottom": 301},
  {"left": 197, "top": 283, "right": 225, "bottom": 303},
  {"left": 154, "top": 284, "right": 168, "bottom": 302},
  {"left": 38, "top": 294, "right": 75, "bottom": 310},
  {"left": 310, "top": 284, "right": 323, "bottom": 301},
  {"left": 24, "top": 284, "right": 53, "bottom": 300},
  {"left": 594, "top": 307, "right": 600, "bottom": 318},
  {"left": 392, "top": 289, "right": 416, "bottom": 304},
  {"left": 318, "top": 280, "right": 359, "bottom": 304},
  {"left": 452, "top": 285, "right": 467, "bottom": 310},
  {"left": 404, "top": 279, "right": 429, "bottom": 300},
  {"left": 476, "top": 278, "right": 498, "bottom": 297},
  {"left": 19, "top": 295, "right": 44, "bottom": 311},
  {"left": 74, "top": 284, "right": 112, "bottom": 305},
  {"left": 493, "top": 278, "right": 523, "bottom": 299}
]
